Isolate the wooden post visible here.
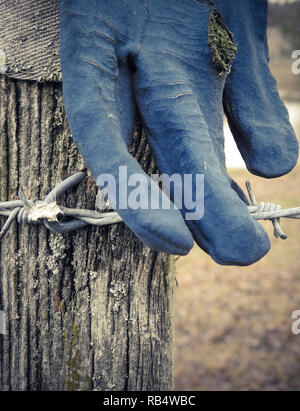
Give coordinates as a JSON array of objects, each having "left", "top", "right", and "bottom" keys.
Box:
[{"left": 0, "top": 75, "right": 175, "bottom": 391}]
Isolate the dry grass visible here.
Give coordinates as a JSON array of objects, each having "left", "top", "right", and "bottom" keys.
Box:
[
  {"left": 174, "top": 56, "right": 300, "bottom": 390},
  {"left": 174, "top": 164, "right": 300, "bottom": 391}
]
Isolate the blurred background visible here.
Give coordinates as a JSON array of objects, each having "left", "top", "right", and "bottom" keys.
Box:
[{"left": 174, "top": 0, "right": 300, "bottom": 390}]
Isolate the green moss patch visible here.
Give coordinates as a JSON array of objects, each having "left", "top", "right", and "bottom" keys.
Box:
[{"left": 208, "top": 9, "right": 237, "bottom": 75}]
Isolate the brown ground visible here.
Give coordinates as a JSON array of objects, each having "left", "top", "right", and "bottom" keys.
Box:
[
  {"left": 269, "top": 57, "right": 300, "bottom": 101},
  {"left": 174, "top": 58, "right": 300, "bottom": 391}
]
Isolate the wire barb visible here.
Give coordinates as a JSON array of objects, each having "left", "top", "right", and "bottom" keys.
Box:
[
  {"left": 0, "top": 171, "right": 122, "bottom": 240},
  {"left": 246, "top": 180, "right": 287, "bottom": 240}
]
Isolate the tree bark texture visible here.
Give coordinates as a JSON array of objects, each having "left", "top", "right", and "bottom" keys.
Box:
[{"left": 0, "top": 75, "right": 175, "bottom": 391}]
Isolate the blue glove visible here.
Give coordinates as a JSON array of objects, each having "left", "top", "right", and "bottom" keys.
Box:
[
  {"left": 58, "top": 0, "right": 279, "bottom": 265},
  {"left": 214, "top": 0, "right": 299, "bottom": 177}
]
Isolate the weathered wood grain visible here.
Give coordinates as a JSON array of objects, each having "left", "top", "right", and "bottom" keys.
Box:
[{"left": 0, "top": 75, "right": 174, "bottom": 391}]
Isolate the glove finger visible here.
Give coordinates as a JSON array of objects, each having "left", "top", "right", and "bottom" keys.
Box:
[
  {"left": 59, "top": 3, "right": 194, "bottom": 255},
  {"left": 134, "top": 3, "right": 270, "bottom": 266},
  {"left": 215, "top": 0, "right": 299, "bottom": 178}
]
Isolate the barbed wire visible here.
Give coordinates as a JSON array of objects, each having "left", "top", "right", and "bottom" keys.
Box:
[
  {"left": 0, "top": 172, "right": 122, "bottom": 240},
  {"left": 0, "top": 172, "right": 299, "bottom": 241}
]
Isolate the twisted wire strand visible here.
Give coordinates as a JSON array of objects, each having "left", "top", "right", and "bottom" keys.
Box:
[
  {"left": 0, "top": 173, "right": 298, "bottom": 241},
  {"left": 0, "top": 172, "right": 122, "bottom": 239}
]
